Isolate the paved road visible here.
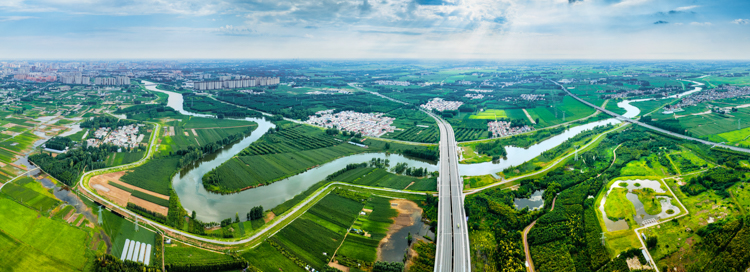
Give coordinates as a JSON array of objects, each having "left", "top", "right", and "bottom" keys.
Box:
[
  {"left": 552, "top": 81, "right": 750, "bottom": 154},
  {"left": 431, "top": 111, "right": 471, "bottom": 272}
]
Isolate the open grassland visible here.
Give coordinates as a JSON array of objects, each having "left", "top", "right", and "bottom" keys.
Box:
[
  {"left": 166, "top": 119, "right": 254, "bottom": 151},
  {"left": 1, "top": 176, "right": 60, "bottom": 213},
  {"left": 464, "top": 175, "right": 498, "bottom": 189},
  {"left": 631, "top": 99, "right": 670, "bottom": 116},
  {"left": 603, "top": 229, "right": 642, "bottom": 256},
  {"left": 632, "top": 188, "right": 664, "bottom": 215},
  {"left": 120, "top": 157, "right": 180, "bottom": 196},
  {"left": 334, "top": 167, "right": 437, "bottom": 191},
  {"left": 0, "top": 198, "right": 90, "bottom": 270},
  {"left": 460, "top": 145, "right": 491, "bottom": 163}
]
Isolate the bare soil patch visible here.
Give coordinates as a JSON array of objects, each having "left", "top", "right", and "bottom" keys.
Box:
[
  {"left": 327, "top": 261, "right": 350, "bottom": 272},
  {"left": 130, "top": 196, "right": 168, "bottom": 216},
  {"left": 265, "top": 211, "right": 276, "bottom": 223},
  {"left": 377, "top": 199, "right": 422, "bottom": 261},
  {"left": 89, "top": 171, "right": 170, "bottom": 216}
]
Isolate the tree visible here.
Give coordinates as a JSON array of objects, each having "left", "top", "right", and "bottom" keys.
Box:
[
  {"left": 373, "top": 261, "right": 404, "bottom": 272},
  {"left": 646, "top": 236, "right": 658, "bottom": 249},
  {"left": 191, "top": 210, "right": 196, "bottom": 220}
]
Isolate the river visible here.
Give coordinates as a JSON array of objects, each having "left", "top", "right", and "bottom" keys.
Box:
[{"left": 142, "top": 80, "right": 699, "bottom": 223}]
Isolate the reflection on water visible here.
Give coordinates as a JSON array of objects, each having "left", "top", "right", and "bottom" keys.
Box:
[
  {"left": 31, "top": 170, "right": 97, "bottom": 222},
  {"left": 514, "top": 190, "right": 545, "bottom": 210}
]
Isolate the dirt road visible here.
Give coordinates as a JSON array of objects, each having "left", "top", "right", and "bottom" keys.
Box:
[{"left": 523, "top": 196, "right": 557, "bottom": 272}]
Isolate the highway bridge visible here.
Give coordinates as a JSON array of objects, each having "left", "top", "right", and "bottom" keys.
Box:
[
  {"left": 552, "top": 81, "right": 750, "bottom": 154},
  {"left": 431, "top": 112, "right": 472, "bottom": 272}
]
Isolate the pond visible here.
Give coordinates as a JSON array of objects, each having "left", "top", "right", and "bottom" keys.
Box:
[
  {"left": 513, "top": 190, "right": 545, "bottom": 211},
  {"left": 598, "top": 179, "right": 682, "bottom": 231}
]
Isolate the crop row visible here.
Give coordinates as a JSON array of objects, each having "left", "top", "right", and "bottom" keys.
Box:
[
  {"left": 455, "top": 128, "right": 486, "bottom": 141},
  {"left": 390, "top": 127, "right": 438, "bottom": 143}
]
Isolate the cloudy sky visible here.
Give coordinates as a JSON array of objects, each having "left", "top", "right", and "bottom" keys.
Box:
[{"left": 0, "top": 0, "right": 749, "bottom": 59}]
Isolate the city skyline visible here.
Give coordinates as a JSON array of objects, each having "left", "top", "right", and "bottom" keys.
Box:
[{"left": 0, "top": 0, "right": 749, "bottom": 59}]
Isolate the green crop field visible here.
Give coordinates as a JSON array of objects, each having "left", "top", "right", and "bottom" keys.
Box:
[
  {"left": 334, "top": 167, "right": 436, "bottom": 191},
  {"left": 130, "top": 190, "right": 170, "bottom": 207},
  {"left": 631, "top": 99, "right": 669, "bottom": 116},
  {"left": 0, "top": 198, "right": 90, "bottom": 270},
  {"left": 526, "top": 96, "right": 595, "bottom": 127},
  {"left": 0, "top": 176, "right": 60, "bottom": 213},
  {"left": 206, "top": 143, "right": 365, "bottom": 192},
  {"left": 468, "top": 109, "right": 508, "bottom": 119},
  {"left": 120, "top": 157, "right": 180, "bottom": 195},
  {"left": 385, "top": 126, "right": 439, "bottom": 143},
  {"left": 165, "top": 241, "right": 237, "bottom": 266},
  {"left": 100, "top": 207, "right": 156, "bottom": 260},
  {"left": 241, "top": 243, "right": 305, "bottom": 272},
  {"left": 0, "top": 131, "right": 40, "bottom": 152},
  {"left": 105, "top": 151, "right": 145, "bottom": 167},
  {"left": 0, "top": 231, "right": 79, "bottom": 272},
  {"left": 166, "top": 119, "right": 253, "bottom": 151},
  {"left": 338, "top": 196, "right": 397, "bottom": 263}
]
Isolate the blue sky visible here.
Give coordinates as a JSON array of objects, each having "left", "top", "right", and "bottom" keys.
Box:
[{"left": 0, "top": 0, "right": 749, "bottom": 59}]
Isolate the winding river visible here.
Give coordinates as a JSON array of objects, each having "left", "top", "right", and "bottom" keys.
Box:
[{"left": 143, "top": 80, "right": 701, "bottom": 222}]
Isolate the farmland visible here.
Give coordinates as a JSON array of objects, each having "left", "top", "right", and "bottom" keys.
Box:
[
  {"left": 337, "top": 196, "right": 397, "bottom": 264},
  {"left": 0, "top": 198, "right": 91, "bottom": 270},
  {"left": 120, "top": 157, "right": 181, "bottom": 195},
  {"left": 163, "top": 118, "right": 256, "bottom": 152},
  {"left": 203, "top": 123, "right": 428, "bottom": 193},
  {"left": 164, "top": 240, "right": 238, "bottom": 266},
  {"left": 0, "top": 176, "right": 60, "bottom": 213},
  {"left": 385, "top": 126, "right": 439, "bottom": 143},
  {"left": 333, "top": 167, "right": 437, "bottom": 191}
]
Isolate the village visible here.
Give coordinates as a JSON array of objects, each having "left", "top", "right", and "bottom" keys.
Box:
[
  {"left": 420, "top": 98, "right": 463, "bottom": 111},
  {"left": 86, "top": 124, "right": 145, "bottom": 150},
  {"left": 487, "top": 120, "right": 534, "bottom": 138},
  {"left": 305, "top": 109, "right": 396, "bottom": 137},
  {"left": 667, "top": 85, "right": 750, "bottom": 111}
]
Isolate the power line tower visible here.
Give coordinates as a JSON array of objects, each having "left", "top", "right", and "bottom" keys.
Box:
[
  {"left": 600, "top": 232, "right": 607, "bottom": 246},
  {"left": 135, "top": 217, "right": 139, "bottom": 232}
]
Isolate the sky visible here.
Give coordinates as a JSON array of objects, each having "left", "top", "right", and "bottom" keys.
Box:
[{"left": 0, "top": 0, "right": 749, "bottom": 59}]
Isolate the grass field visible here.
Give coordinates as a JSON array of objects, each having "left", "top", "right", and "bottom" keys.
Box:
[
  {"left": 0, "top": 176, "right": 60, "bottom": 213},
  {"left": 0, "top": 231, "right": 80, "bottom": 271},
  {"left": 0, "top": 131, "right": 40, "bottom": 153},
  {"left": 120, "top": 157, "right": 181, "bottom": 195},
  {"left": 604, "top": 188, "right": 636, "bottom": 221},
  {"left": 166, "top": 119, "right": 254, "bottom": 152},
  {"left": 632, "top": 188, "right": 663, "bottom": 215},
  {"left": 384, "top": 126, "right": 439, "bottom": 143},
  {"left": 240, "top": 243, "right": 305, "bottom": 272},
  {"left": 0, "top": 198, "right": 90, "bottom": 270},
  {"left": 464, "top": 175, "right": 498, "bottom": 189},
  {"left": 460, "top": 145, "right": 491, "bottom": 163},
  {"left": 334, "top": 168, "right": 437, "bottom": 191},
  {"left": 631, "top": 99, "right": 669, "bottom": 116}
]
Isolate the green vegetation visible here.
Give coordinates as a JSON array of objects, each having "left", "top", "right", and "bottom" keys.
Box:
[
  {"left": 120, "top": 157, "right": 180, "bottom": 195},
  {"left": 333, "top": 167, "right": 437, "bottom": 191},
  {"left": 337, "top": 196, "right": 397, "bottom": 265},
  {"left": 165, "top": 240, "right": 245, "bottom": 268},
  {"left": 632, "top": 188, "right": 663, "bottom": 215},
  {"left": 0, "top": 198, "right": 90, "bottom": 270},
  {"left": 604, "top": 188, "right": 635, "bottom": 220},
  {"left": 1, "top": 176, "right": 60, "bottom": 213}
]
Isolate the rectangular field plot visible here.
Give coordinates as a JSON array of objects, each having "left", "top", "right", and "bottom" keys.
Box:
[
  {"left": 119, "top": 157, "right": 180, "bottom": 195},
  {"left": 0, "top": 231, "right": 79, "bottom": 272},
  {"left": 0, "top": 198, "right": 89, "bottom": 269},
  {"left": 468, "top": 109, "right": 508, "bottom": 119},
  {"left": 526, "top": 96, "right": 596, "bottom": 127},
  {"left": 334, "top": 168, "right": 437, "bottom": 191},
  {"left": 165, "top": 240, "right": 236, "bottom": 266},
  {"left": 101, "top": 208, "right": 156, "bottom": 262},
  {"left": 1, "top": 176, "right": 60, "bottom": 212},
  {"left": 210, "top": 144, "right": 365, "bottom": 191},
  {"left": 383, "top": 126, "right": 438, "bottom": 143}
]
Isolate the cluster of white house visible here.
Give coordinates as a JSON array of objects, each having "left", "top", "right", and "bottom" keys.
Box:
[
  {"left": 420, "top": 98, "right": 464, "bottom": 111},
  {"left": 374, "top": 80, "right": 410, "bottom": 86},
  {"left": 87, "top": 124, "right": 144, "bottom": 149},
  {"left": 488, "top": 121, "right": 533, "bottom": 138},
  {"left": 191, "top": 77, "right": 280, "bottom": 91},
  {"left": 59, "top": 74, "right": 131, "bottom": 86},
  {"left": 465, "top": 93, "right": 485, "bottom": 100},
  {"left": 306, "top": 110, "right": 396, "bottom": 137},
  {"left": 120, "top": 239, "right": 152, "bottom": 265}
]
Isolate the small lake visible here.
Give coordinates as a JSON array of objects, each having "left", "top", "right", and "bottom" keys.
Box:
[
  {"left": 513, "top": 190, "right": 545, "bottom": 210},
  {"left": 598, "top": 179, "right": 682, "bottom": 231}
]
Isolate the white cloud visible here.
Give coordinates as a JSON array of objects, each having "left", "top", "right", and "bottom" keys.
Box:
[
  {"left": 674, "top": 5, "right": 698, "bottom": 11},
  {"left": 613, "top": 0, "right": 650, "bottom": 8},
  {"left": 0, "top": 16, "right": 36, "bottom": 21},
  {"left": 690, "top": 22, "right": 712, "bottom": 26},
  {"left": 733, "top": 19, "right": 750, "bottom": 25}
]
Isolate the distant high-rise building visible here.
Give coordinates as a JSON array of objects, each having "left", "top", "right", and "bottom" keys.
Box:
[{"left": 191, "top": 77, "right": 279, "bottom": 91}]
